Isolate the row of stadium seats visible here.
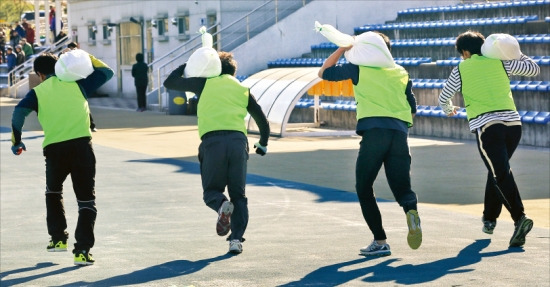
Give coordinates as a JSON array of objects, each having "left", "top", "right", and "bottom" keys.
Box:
[
  {"left": 267, "top": 57, "right": 433, "bottom": 68},
  {"left": 398, "top": 0, "right": 549, "bottom": 15},
  {"left": 411, "top": 79, "right": 550, "bottom": 91},
  {"left": 296, "top": 99, "right": 550, "bottom": 124},
  {"left": 417, "top": 105, "right": 550, "bottom": 124},
  {"left": 312, "top": 35, "right": 548, "bottom": 52},
  {"left": 436, "top": 56, "right": 550, "bottom": 66},
  {"left": 355, "top": 15, "right": 539, "bottom": 33}
]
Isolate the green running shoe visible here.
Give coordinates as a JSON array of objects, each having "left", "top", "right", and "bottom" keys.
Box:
[
  {"left": 406, "top": 209, "right": 422, "bottom": 250},
  {"left": 74, "top": 250, "right": 95, "bottom": 266},
  {"left": 47, "top": 240, "right": 67, "bottom": 252}
]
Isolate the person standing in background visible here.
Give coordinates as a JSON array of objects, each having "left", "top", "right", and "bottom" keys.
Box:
[{"left": 131, "top": 53, "right": 149, "bottom": 112}]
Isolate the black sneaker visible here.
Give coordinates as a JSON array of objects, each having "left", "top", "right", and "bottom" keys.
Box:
[
  {"left": 509, "top": 215, "right": 533, "bottom": 247},
  {"left": 47, "top": 239, "right": 68, "bottom": 252},
  {"left": 74, "top": 250, "right": 95, "bottom": 266},
  {"left": 482, "top": 216, "right": 497, "bottom": 234}
]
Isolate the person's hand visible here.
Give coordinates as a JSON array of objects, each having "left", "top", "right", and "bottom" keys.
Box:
[
  {"left": 446, "top": 106, "right": 459, "bottom": 117},
  {"left": 11, "top": 142, "right": 26, "bottom": 155},
  {"left": 254, "top": 142, "right": 267, "bottom": 156}
]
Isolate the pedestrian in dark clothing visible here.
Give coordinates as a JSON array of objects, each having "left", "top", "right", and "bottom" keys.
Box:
[
  {"left": 15, "top": 45, "right": 25, "bottom": 65},
  {"left": 6, "top": 46, "right": 16, "bottom": 85},
  {"left": 164, "top": 51, "right": 270, "bottom": 254},
  {"left": 131, "top": 53, "right": 149, "bottom": 112},
  {"left": 438, "top": 30, "right": 540, "bottom": 247},
  {"left": 11, "top": 52, "right": 114, "bottom": 266},
  {"left": 14, "top": 21, "right": 26, "bottom": 40},
  {"left": 318, "top": 32, "right": 422, "bottom": 256}
]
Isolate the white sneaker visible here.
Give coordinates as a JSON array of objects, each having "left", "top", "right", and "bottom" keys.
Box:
[
  {"left": 229, "top": 239, "right": 243, "bottom": 254},
  {"left": 360, "top": 239, "right": 391, "bottom": 256},
  {"left": 216, "top": 201, "right": 233, "bottom": 236}
]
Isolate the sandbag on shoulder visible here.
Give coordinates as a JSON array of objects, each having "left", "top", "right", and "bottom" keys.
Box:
[
  {"left": 481, "top": 33, "right": 522, "bottom": 60},
  {"left": 55, "top": 49, "right": 94, "bottom": 82},
  {"left": 314, "top": 21, "right": 394, "bottom": 68},
  {"left": 184, "top": 26, "right": 221, "bottom": 78}
]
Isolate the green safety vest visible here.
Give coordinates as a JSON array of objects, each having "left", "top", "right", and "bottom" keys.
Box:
[
  {"left": 458, "top": 55, "right": 516, "bottom": 120},
  {"left": 354, "top": 65, "right": 413, "bottom": 127},
  {"left": 34, "top": 76, "right": 91, "bottom": 148},
  {"left": 197, "top": 75, "right": 249, "bottom": 138}
]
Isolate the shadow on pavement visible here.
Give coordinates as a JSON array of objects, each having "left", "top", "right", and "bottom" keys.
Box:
[
  {"left": 280, "top": 239, "right": 524, "bottom": 286},
  {"left": 127, "top": 157, "right": 383, "bottom": 204},
  {"left": 1, "top": 263, "right": 77, "bottom": 286},
  {"left": 58, "top": 253, "right": 233, "bottom": 286}
]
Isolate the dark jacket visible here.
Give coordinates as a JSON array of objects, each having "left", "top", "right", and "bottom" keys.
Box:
[{"left": 132, "top": 57, "right": 149, "bottom": 86}]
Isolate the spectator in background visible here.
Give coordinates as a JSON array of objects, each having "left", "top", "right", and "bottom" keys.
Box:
[
  {"left": 6, "top": 46, "right": 16, "bottom": 84},
  {"left": 55, "top": 31, "right": 67, "bottom": 43},
  {"left": 14, "top": 21, "right": 26, "bottom": 41},
  {"left": 20, "top": 39, "right": 34, "bottom": 61},
  {"left": 0, "top": 30, "right": 6, "bottom": 63},
  {"left": 23, "top": 21, "right": 35, "bottom": 45},
  {"left": 131, "top": 53, "right": 149, "bottom": 112},
  {"left": 15, "top": 45, "right": 25, "bottom": 66},
  {"left": 9, "top": 26, "right": 20, "bottom": 48}
]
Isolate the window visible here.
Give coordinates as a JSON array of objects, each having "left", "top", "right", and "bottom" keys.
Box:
[
  {"left": 102, "top": 25, "right": 112, "bottom": 45},
  {"left": 87, "top": 23, "right": 96, "bottom": 45},
  {"left": 157, "top": 18, "right": 168, "bottom": 42},
  {"left": 120, "top": 21, "right": 142, "bottom": 65},
  {"left": 176, "top": 15, "right": 190, "bottom": 40}
]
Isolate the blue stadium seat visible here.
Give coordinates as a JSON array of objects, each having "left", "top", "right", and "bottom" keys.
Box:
[
  {"left": 521, "top": 111, "right": 538, "bottom": 123},
  {"left": 526, "top": 81, "right": 543, "bottom": 91},
  {"left": 536, "top": 81, "right": 549, "bottom": 92},
  {"left": 534, "top": 112, "right": 550, "bottom": 124},
  {"left": 515, "top": 81, "right": 531, "bottom": 91}
]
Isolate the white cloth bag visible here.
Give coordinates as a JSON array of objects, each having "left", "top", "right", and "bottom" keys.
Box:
[
  {"left": 481, "top": 33, "right": 522, "bottom": 60},
  {"left": 55, "top": 49, "right": 94, "bottom": 82},
  {"left": 184, "top": 26, "right": 221, "bottom": 78},
  {"left": 315, "top": 21, "right": 394, "bottom": 68}
]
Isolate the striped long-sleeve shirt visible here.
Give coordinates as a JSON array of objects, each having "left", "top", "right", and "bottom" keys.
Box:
[{"left": 438, "top": 54, "right": 540, "bottom": 131}]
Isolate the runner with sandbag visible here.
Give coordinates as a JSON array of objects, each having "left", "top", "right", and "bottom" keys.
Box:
[
  {"left": 163, "top": 27, "right": 270, "bottom": 255},
  {"left": 316, "top": 22, "right": 422, "bottom": 256}
]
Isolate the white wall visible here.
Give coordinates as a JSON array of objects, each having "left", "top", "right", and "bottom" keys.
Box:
[
  {"left": 233, "top": 0, "right": 457, "bottom": 76},
  {"left": 66, "top": 0, "right": 458, "bottom": 97}
]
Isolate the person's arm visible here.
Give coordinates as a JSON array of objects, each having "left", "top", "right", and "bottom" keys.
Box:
[
  {"left": 11, "top": 90, "right": 38, "bottom": 154},
  {"left": 504, "top": 54, "right": 540, "bottom": 77},
  {"left": 163, "top": 64, "right": 206, "bottom": 95},
  {"left": 247, "top": 93, "right": 270, "bottom": 155},
  {"left": 405, "top": 79, "right": 417, "bottom": 115},
  {"left": 77, "top": 54, "right": 114, "bottom": 98},
  {"left": 438, "top": 67, "right": 461, "bottom": 116},
  {"left": 318, "top": 47, "right": 350, "bottom": 78}
]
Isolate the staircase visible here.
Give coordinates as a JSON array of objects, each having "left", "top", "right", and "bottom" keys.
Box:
[{"left": 146, "top": 0, "right": 312, "bottom": 112}]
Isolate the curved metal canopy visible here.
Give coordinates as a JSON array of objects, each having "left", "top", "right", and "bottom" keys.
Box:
[{"left": 242, "top": 67, "right": 322, "bottom": 137}]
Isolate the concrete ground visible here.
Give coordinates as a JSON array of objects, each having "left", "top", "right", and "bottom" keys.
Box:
[{"left": 1, "top": 97, "right": 549, "bottom": 286}]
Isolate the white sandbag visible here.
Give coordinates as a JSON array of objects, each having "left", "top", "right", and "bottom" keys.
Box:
[
  {"left": 184, "top": 26, "right": 221, "bottom": 78},
  {"left": 481, "top": 33, "right": 521, "bottom": 60},
  {"left": 314, "top": 21, "right": 354, "bottom": 47},
  {"left": 314, "top": 21, "right": 394, "bottom": 68},
  {"left": 344, "top": 32, "right": 394, "bottom": 68},
  {"left": 55, "top": 49, "right": 94, "bottom": 82}
]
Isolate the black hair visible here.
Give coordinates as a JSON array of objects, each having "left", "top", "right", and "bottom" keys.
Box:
[
  {"left": 33, "top": 53, "right": 58, "bottom": 76},
  {"left": 135, "top": 53, "right": 144, "bottom": 62},
  {"left": 219, "top": 51, "right": 237, "bottom": 76},
  {"left": 67, "top": 41, "right": 78, "bottom": 49},
  {"left": 455, "top": 30, "right": 485, "bottom": 56}
]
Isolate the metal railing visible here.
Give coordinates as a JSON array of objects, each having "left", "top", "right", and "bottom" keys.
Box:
[
  {"left": 7, "top": 36, "right": 70, "bottom": 98},
  {"left": 149, "top": 0, "right": 310, "bottom": 111}
]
